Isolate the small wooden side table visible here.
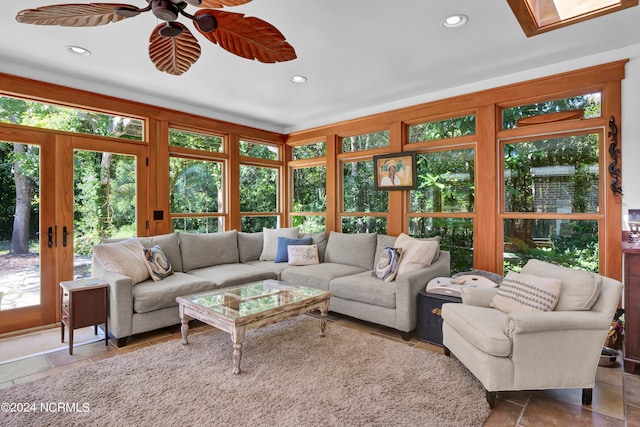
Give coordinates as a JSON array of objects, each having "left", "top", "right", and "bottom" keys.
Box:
[{"left": 60, "top": 278, "right": 109, "bottom": 355}]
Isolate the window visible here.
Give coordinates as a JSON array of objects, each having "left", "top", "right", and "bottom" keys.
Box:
[
  {"left": 341, "top": 159, "right": 388, "bottom": 233},
  {"left": 291, "top": 165, "right": 326, "bottom": 233},
  {"left": 170, "top": 158, "right": 224, "bottom": 233},
  {"left": 409, "top": 148, "right": 476, "bottom": 273},
  {"left": 342, "top": 130, "right": 389, "bottom": 153},
  {"left": 502, "top": 131, "right": 602, "bottom": 272},
  {"left": 169, "top": 129, "right": 223, "bottom": 152},
  {"left": 240, "top": 165, "right": 278, "bottom": 232},
  {"left": 0, "top": 95, "right": 143, "bottom": 140},
  {"left": 502, "top": 93, "right": 601, "bottom": 129},
  {"left": 240, "top": 140, "right": 279, "bottom": 160},
  {"left": 408, "top": 115, "right": 476, "bottom": 143},
  {"left": 292, "top": 141, "right": 326, "bottom": 160},
  {"left": 169, "top": 128, "right": 226, "bottom": 233},
  {"left": 507, "top": 0, "right": 637, "bottom": 36}
]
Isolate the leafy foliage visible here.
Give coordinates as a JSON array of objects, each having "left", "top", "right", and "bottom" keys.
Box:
[
  {"left": 409, "top": 217, "right": 474, "bottom": 274},
  {"left": 408, "top": 115, "right": 476, "bottom": 143},
  {"left": 342, "top": 131, "right": 389, "bottom": 153},
  {"left": 293, "top": 142, "right": 326, "bottom": 160},
  {"left": 502, "top": 93, "right": 601, "bottom": 129}
]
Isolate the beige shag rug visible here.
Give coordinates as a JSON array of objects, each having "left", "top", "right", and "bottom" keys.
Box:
[{"left": 0, "top": 317, "right": 491, "bottom": 427}]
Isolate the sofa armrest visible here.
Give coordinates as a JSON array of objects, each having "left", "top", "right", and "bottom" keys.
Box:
[
  {"left": 395, "top": 251, "right": 451, "bottom": 332},
  {"left": 92, "top": 256, "right": 135, "bottom": 339},
  {"left": 461, "top": 287, "right": 498, "bottom": 307},
  {"left": 507, "top": 310, "right": 612, "bottom": 389},
  {"left": 507, "top": 310, "right": 611, "bottom": 334}
]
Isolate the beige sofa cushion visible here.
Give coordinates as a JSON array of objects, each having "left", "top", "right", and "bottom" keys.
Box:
[
  {"left": 520, "top": 259, "right": 602, "bottom": 311},
  {"left": 441, "top": 303, "right": 512, "bottom": 357},
  {"left": 93, "top": 238, "right": 149, "bottom": 285},
  {"left": 132, "top": 272, "right": 215, "bottom": 313},
  {"left": 238, "top": 231, "right": 263, "bottom": 262},
  {"left": 325, "top": 232, "right": 377, "bottom": 270},
  {"left": 330, "top": 271, "right": 397, "bottom": 309},
  {"left": 179, "top": 231, "right": 239, "bottom": 272}
]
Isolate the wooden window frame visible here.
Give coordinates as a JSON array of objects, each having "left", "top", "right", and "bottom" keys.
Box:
[{"left": 507, "top": 0, "right": 638, "bottom": 37}]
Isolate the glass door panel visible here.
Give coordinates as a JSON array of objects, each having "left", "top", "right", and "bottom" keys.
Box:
[
  {"left": 0, "top": 135, "right": 57, "bottom": 334},
  {"left": 0, "top": 141, "right": 41, "bottom": 310},
  {"left": 73, "top": 150, "right": 137, "bottom": 279}
]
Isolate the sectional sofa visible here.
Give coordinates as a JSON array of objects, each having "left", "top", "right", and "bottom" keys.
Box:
[{"left": 91, "top": 229, "right": 450, "bottom": 346}]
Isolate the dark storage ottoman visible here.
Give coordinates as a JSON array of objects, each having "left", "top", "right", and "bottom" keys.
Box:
[{"left": 417, "top": 291, "right": 461, "bottom": 346}]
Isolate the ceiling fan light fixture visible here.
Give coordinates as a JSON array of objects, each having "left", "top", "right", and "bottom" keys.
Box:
[
  {"left": 158, "top": 21, "right": 183, "bottom": 37},
  {"left": 441, "top": 14, "right": 468, "bottom": 28},
  {"left": 194, "top": 13, "right": 217, "bottom": 32},
  {"left": 152, "top": 0, "right": 180, "bottom": 21},
  {"left": 290, "top": 75, "right": 307, "bottom": 83},
  {"left": 66, "top": 45, "right": 91, "bottom": 56},
  {"left": 114, "top": 6, "right": 142, "bottom": 18}
]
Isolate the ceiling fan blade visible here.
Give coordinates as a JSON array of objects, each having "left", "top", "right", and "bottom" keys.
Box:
[
  {"left": 198, "top": 0, "right": 253, "bottom": 8},
  {"left": 149, "top": 23, "right": 201, "bottom": 75},
  {"left": 194, "top": 10, "right": 296, "bottom": 63},
  {"left": 16, "top": 3, "right": 137, "bottom": 26}
]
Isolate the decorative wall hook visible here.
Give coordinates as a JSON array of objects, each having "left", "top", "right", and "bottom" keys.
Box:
[{"left": 608, "top": 115, "right": 623, "bottom": 196}]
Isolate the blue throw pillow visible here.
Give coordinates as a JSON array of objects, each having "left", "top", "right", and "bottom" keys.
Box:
[{"left": 274, "top": 237, "right": 312, "bottom": 263}]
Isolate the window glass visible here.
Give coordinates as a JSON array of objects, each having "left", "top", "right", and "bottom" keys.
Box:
[
  {"left": 504, "top": 134, "right": 599, "bottom": 213},
  {"left": 241, "top": 216, "right": 278, "bottom": 232},
  {"left": 504, "top": 219, "right": 598, "bottom": 272},
  {"left": 342, "top": 160, "right": 387, "bottom": 213},
  {"left": 240, "top": 140, "right": 278, "bottom": 160},
  {"left": 169, "top": 129, "right": 223, "bottom": 152},
  {"left": 291, "top": 215, "right": 325, "bottom": 233},
  {"left": 170, "top": 158, "right": 223, "bottom": 213},
  {"left": 74, "top": 151, "right": 136, "bottom": 254},
  {"left": 293, "top": 166, "right": 326, "bottom": 212},
  {"left": 341, "top": 217, "right": 387, "bottom": 234},
  {"left": 409, "top": 217, "right": 474, "bottom": 274},
  {"left": 502, "top": 93, "right": 601, "bottom": 129},
  {"left": 172, "top": 217, "right": 222, "bottom": 233},
  {"left": 0, "top": 95, "right": 143, "bottom": 140},
  {"left": 411, "top": 149, "right": 475, "bottom": 213},
  {"left": 408, "top": 115, "right": 476, "bottom": 143},
  {"left": 240, "top": 165, "right": 277, "bottom": 212},
  {"left": 342, "top": 131, "right": 389, "bottom": 153},
  {"left": 525, "top": 0, "right": 619, "bottom": 27},
  {"left": 292, "top": 142, "right": 326, "bottom": 159}
]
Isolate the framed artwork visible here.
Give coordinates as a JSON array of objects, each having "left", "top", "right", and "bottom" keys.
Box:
[{"left": 373, "top": 152, "right": 417, "bottom": 190}]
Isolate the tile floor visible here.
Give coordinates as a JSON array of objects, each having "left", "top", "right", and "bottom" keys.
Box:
[{"left": 0, "top": 314, "right": 638, "bottom": 426}]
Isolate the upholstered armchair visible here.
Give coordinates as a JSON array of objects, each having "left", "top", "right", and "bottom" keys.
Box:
[{"left": 441, "top": 259, "right": 622, "bottom": 408}]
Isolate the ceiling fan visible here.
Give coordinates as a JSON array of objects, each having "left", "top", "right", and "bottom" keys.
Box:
[{"left": 16, "top": 0, "right": 297, "bottom": 75}]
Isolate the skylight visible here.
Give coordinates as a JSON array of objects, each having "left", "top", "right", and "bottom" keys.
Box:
[{"left": 508, "top": 0, "right": 638, "bottom": 36}]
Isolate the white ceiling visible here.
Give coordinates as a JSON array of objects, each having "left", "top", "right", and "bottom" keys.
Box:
[{"left": 2, "top": 1, "right": 640, "bottom": 134}]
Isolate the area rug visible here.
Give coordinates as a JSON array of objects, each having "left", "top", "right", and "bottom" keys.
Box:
[{"left": 0, "top": 317, "right": 491, "bottom": 426}]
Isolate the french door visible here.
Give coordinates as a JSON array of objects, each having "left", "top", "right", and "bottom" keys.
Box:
[{"left": 0, "top": 128, "right": 147, "bottom": 334}]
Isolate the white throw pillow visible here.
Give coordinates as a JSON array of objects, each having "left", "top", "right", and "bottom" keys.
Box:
[
  {"left": 288, "top": 245, "right": 319, "bottom": 265},
  {"left": 93, "top": 238, "right": 150, "bottom": 285},
  {"left": 260, "top": 227, "right": 299, "bottom": 261},
  {"left": 393, "top": 233, "right": 439, "bottom": 275},
  {"left": 491, "top": 271, "right": 562, "bottom": 314}
]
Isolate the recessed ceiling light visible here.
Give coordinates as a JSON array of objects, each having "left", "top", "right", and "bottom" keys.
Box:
[
  {"left": 290, "top": 75, "right": 307, "bottom": 84},
  {"left": 441, "top": 14, "right": 468, "bottom": 28},
  {"left": 66, "top": 45, "right": 91, "bottom": 56}
]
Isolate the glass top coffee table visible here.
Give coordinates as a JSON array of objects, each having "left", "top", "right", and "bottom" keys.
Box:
[{"left": 176, "top": 280, "right": 331, "bottom": 374}]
